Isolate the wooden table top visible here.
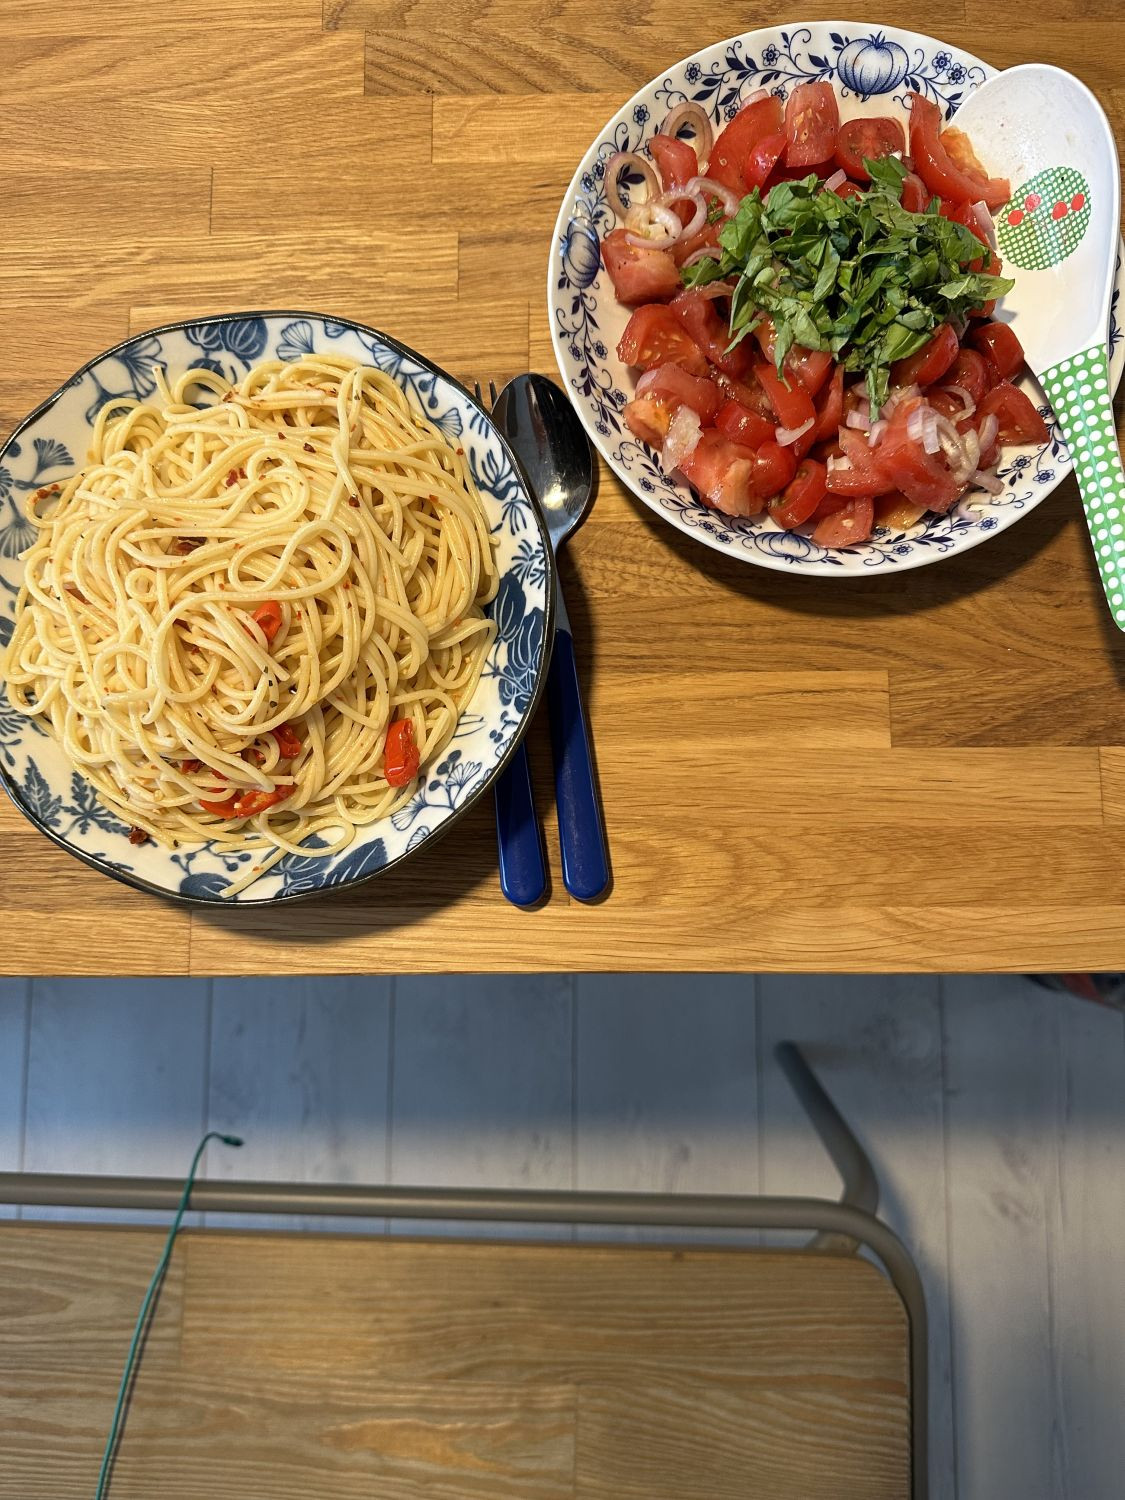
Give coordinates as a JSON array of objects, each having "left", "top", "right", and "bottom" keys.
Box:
[{"left": 3, "top": 0, "right": 1125, "bottom": 975}]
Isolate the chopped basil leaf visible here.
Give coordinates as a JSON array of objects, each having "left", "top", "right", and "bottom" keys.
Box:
[{"left": 680, "top": 162, "right": 1014, "bottom": 414}]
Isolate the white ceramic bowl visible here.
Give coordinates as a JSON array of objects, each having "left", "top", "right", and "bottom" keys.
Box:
[
  {"left": 0, "top": 312, "right": 553, "bottom": 903},
  {"left": 549, "top": 22, "right": 1125, "bottom": 574}
]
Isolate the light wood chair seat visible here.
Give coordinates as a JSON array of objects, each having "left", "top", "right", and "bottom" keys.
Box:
[{"left": 0, "top": 1222, "right": 910, "bottom": 1498}]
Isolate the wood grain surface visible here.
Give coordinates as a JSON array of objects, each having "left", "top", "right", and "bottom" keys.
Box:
[
  {"left": 0, "top": 1223, "right": 909, "bottom": 1498},
  {"left": 2, "top": 0, "right": 1125, "bottom": 973}
]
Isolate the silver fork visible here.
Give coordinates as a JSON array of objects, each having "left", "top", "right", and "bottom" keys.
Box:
[{"left": 473, "top": 380, "right": 548, "bottom": 907}]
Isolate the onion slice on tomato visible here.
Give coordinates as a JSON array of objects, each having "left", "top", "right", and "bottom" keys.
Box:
[
  {"left": 662, "top": 405, "right": 702, "bottom": 472},
  {"left": 686, "top": 175, "right": 741, "bottom": 217},
  {"left": 775, "top": 416, "right": 814, "bottom": 447},
  {"left": 824, "top": 168, "right": 848, "bottom": 193},
  {"left": 656, "top": 186, "right": 708, "bottom": 240},
  {"left": 937, "top": 383, "right": 976, "bottom": 417},
  {"left": 624, "top": 200, "right": 683, "bottom": 249},
  {"left": 907, "top": 404, "right": 941, "bottom": 454}
]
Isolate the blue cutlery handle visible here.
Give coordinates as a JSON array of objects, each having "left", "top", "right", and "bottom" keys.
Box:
[
  {"left": 494, "top": 740, "right": 546, "bottom": 907},
  {"left": 546, "top": 611, "right": 609, "bottom": 902}
]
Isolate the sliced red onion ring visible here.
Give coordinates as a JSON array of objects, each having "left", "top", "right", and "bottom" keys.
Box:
[
  {"left": 882, "top": 384, "right": 920, "bottom": 415},
  {"left": 681, "top": 246, "right": 723, "bottom": 269},
  {"left": 970, "top": 468, "right": 1004, "bottom": 495},
  {"left": 846, "top": 409, "right": 870, "bottom": 431},
  {"left": 745, "top": 88, "right": 769, "bottom": 104},
  {"left": 970, "top": 200, "right": 997, "bottom": 246},
  {"left": 824, "top": 168, "right": 848, "bottom": 193},
  {"left": 907, "top": 404, "right": 941, "bottom": 454},
  {"left": 604, "top": 151, "right": 659, "bottom": 218},
  {"left": 978, "top": 413, "right": 999, "bottom": 452},
  {"left": 937, "top": 383, "right": 976, "bottom": 416},
  {"left": 625, "top": 200, "right": 683, "bottom": 250},
  {"left": 826, "top": 455, "right": 852, "bottom": 473},
  {"left": 657, "top": 186, "right": 708, "bottom": 240},
  {"left": 696, "top": 280, "right": 737, "bottom": 300},
  {"left": 686, "top": 175, "right": 740, "bottom": 217},
  {"left": 635, "top": 367, "right": 664, "bottom": 398},
  {"left": 661, "top": 102, "right": 714, "bottom": 169},
  {"left": 663, "top": 405, "right": 702, "bottom": 471},
  {"left": 867, "top": 419, "right": 888, "bottom": 447},
  {"left": 775, "top": 416, "right": 814, "bottom": 447}
]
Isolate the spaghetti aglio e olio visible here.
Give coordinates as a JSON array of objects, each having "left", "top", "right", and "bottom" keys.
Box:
[{"left": 0, "top": 354, "right": 499, "bottom": 896}]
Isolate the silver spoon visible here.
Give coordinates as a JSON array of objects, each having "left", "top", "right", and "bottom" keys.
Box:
[{"left": 494, "top": 373, "right": 609, "bottom": 901}]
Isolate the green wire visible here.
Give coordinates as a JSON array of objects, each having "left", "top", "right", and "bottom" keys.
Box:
[{"left": 93, "top": 1130, "right": 243, "bottom": 1500}]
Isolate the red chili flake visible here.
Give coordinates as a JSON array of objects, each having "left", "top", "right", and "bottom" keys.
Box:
[
  {"left": 64, "top": 585, "right": 88, "bottom": 603},
  {"left": 225, "top": 469, "right": 239, "bottom": 486},
  {"left": 221, "top": 392, "right": 233, "bottom": 403},
  {"left": 348, "top": 496, "right": 360, "bottom": 507},
  {"left": 173, "top": 536, "right": 206, "bottom": 555},
  {"left": 456, "top": 447, "right": 464, "bottom": 455},
  {"left": 342, "top": 580, "right": 351, "bottom": 590},
  {"left": 242, "top": 746, "right": 266, "bottom": 767},
  {"left": 277, "top": 431, "right": 287, "bottom": 439},
  {"left": 303, "top": 442, "right": 315, "bottom": 453},
  {"left": 128, "top": 826, "right": 149, "bottom": 846}
]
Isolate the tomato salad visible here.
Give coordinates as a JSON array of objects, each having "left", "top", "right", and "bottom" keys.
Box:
[{"left": 603, "top": 85, "right": 1047, "bottom": 548}]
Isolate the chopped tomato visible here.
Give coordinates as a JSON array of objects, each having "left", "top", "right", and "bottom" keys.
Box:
[
  {"left": 750, "top": 440, "right": 797, "bottom": 499},
  {"left": 272, "top": 723, "right": 302, "bottom": 759},
  {"left": 715, "top": 399, "right": 775, "bottom": 450},
  {"left": 648, "top": 133, "right": 698, "bottom": 193},
  {"left": 617, "top": 305, "right": 709, "bottom": 375},
  {"left": 753, "top": 318, "right": 833, "bottom": 395},
  {"left": 813, "top": 496, "right": 874, "bottom": 547},
  {"left": 967, "top": 321, "right": 1025, "bottom": 381},
  {"left": 250, "top": 600, "right": 283, "bottom": 644},
  {"left": 600, "top": 228, "right": 681, "bottom": 305},
  {"left": 755, "top": 361, "right": 816, "bottom": 431},
  {"left": 873, "top": 404, "right": 963, "bottom": 513},
  {"left": 810, "top": 367, "right": 844, "bottom": 443},
  {"left": 180, "top": 758, "right": 201, "bottom": 774},
  {"left": 671, "top": 219, "right": 720, "bottom": 267},
  {"left": 769, "top": 459, "right": 828, "bottom": 527},
  {"left": 199, "top": 791, "right": 240, "bottom": 817},
  {"left": 890, "top": 324, "right": 960, "bottom": 388},
  {"left": 784, "top": 82, "right": 840, "bottom": 168},
  {"left": 670, "top": 290, "right": 754, "bottom": 380},
  {"left": 900, "top": 171, "right": 932, "bottom": 213},
  {"left": 834, "top": 115, "right": 906, "bottom": 181},
  {"left": 942, "top": 348, "right": 992, "bottom": 405},
  {"left": 709, "top": 94, "right": 784, "bottom": 192},
  {"left": 927, "top": 389, "right": 970, "bottom": 423},
  {"left": 875, "top": 493, "right": 929, "bottom": 529},
  {"left": 714, "top": 369, "right": 774, "bottom": 419},
  {"left": 637, "top": 362, "right": 722, "bottom": 422},
  {"left": 908, "top": 92, "right": 1010, "bottom": 210},
  {"left": 384, "top": 718, "right": 421, "bottom": 788},
  {"left": 623, "top": 397, "right": 673, "bottom": 448},
  {"left": 831, "top": 179, "right": 866, "bottom": 201},
  {"left": 976, "top": 382, "right": 1049, "bottom": 445},
  {"left": 678, "top": 430, "right": 762, "bottom": 518},
  {"left": 231, "top": 784, "right": 295, "bottom": 817},
  {"left": 741, "top": 130, "right": 787, "bottom": 192},
  {"left": 939, "top": 197, "right": 990, "bottom": 249},
  {"left": 826, "top": 428, "right": 897, "bottom": 497}
]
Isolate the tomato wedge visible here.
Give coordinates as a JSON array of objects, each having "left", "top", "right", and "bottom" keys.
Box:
[
  {"left": 709, "top": 94, "right": 784, "bottom": 192},
  {"left": 750, "top": 441, "right": 797, "bottom": 500},
  {"left": 384, "top": 717, "right": 420, "bottom": 788},
  {"left": 741, "top": 130, "right": 787, "bottom": 192},
  {"left": 624, "top": 397, "right": 673, "bottom": 448},
  {"left": 890, "top": 324, "right": 960, "bottom": 388},
  {"left": 617, "top": 305, "right": 709, "bottom": 376},
  {"left": 715, "top": 399, "right": 775, "bottom": 450},
  {"left": 900, "top": 171, "right": 932, "bottom": 214},
  {"left": 755, "top": 361, "right": 816, "bottom": 431},
  {"left": 833, "top": 116, "right": 905, "bottom": 181},
  {"left": 783, "top": 82, "right": 840, "bottom": 168},
  {"left": 648, "top": 133, "right": 698, "bottom": 192},
  {"left": 810, "top": 367, "right": 844, "bottom": 443},
  {"left": 272, "top": 723, "right": 303, "bottom": 759},
  {"left": 670, "top": 290, "right": 754, "bottom": 380},
  {"left": 813, "top": 496, "right": 874, "bottom": 547},
  {"left": 826, "top": 429, "right": 897, "bottom": 497},
  {"left": 753, "top": 318, "right": 833, "bottom": 395},
  {"left": 831, "top": 180, "right": 866, "bottom": 201},
  {"left": 976, "top": 382, "right": 1049, "bottom": 445},
  {"left": 941, "top": 348, "right": 992, "bottom": 405},
  {"left": 769, "top": 459, "right": 828, "bottom": 527},
  {"left": 908, "top": 92, "right": 1010, "bottom": 210},
  {"left": 600, "top": 228, "right": 681, "bottom": 306},
  {"left": 636, "top": 363, "right": 722, "bottom": 422},
  {"left": 875, "top": 493, "right": 929, "bottom": 530},
  {"left": 967, "top": 321, "right": 1025, "bottom": 381},
  {"left": 678, "top": 430, "right": 762, "bottom": 518}
]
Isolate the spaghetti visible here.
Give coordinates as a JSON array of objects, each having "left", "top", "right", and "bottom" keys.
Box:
[{"left": 0, "top": 354, "right": 498, "bottom": 895}]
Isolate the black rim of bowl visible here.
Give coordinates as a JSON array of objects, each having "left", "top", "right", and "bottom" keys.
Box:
[{"left": 0, "top": 310, "right": 558, "bottom": 907}]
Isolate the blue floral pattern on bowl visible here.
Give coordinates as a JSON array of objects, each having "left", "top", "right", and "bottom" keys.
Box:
[
  {"left": 0, "top": 313, "right": 553, "bottom": 903},
  {"left": 549, "top": 23, "right": 1125, "bottom": 576}
]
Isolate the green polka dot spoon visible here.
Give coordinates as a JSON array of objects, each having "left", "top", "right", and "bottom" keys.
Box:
[{"left": 954, "top": 65, "right": 1124, "bottom": 626}]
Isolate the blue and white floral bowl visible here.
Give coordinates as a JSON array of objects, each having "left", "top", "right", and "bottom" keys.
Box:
[
  {"left": 550, "top": 23, "right": 1125, "bottom": 574},
  {"left": 0, "top": 312, "right": 553, "bottom": 903}
]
